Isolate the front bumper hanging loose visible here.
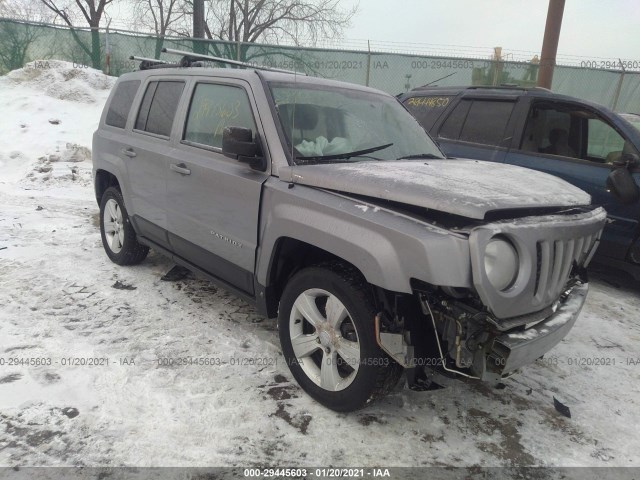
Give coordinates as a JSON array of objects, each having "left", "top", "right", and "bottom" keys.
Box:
[{"left": 486, "top": 282, "right": 589, "bottom": 378}]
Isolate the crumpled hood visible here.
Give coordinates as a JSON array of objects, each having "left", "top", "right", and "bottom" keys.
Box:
[{"left": 278, "top": 159, "right": 591, "bottom": 220}]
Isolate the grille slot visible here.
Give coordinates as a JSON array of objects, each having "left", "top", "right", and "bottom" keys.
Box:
[{"left": 535, "top": 235, "right": 594, "bottom": 304}]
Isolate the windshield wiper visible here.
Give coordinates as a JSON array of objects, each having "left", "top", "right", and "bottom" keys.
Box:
[
  {"left": 295, "top": 143, "right": 393, "bottom": 163},
  {"left": 397, "top": 153, "right": 443, "bottom": 160}
]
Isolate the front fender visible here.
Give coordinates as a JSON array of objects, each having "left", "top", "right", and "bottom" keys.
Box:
[{"left": 256, "top": 179, "right": 472, "bottom": 293}]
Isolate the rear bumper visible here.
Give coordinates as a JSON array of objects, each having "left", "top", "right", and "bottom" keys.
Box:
[{"left": 485, "top": 282, "right": 588, "bottom": 378}]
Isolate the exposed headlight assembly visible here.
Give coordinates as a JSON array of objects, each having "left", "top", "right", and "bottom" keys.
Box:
[{"left": 484, "top": 237, "right": 519, "bottom": 291}]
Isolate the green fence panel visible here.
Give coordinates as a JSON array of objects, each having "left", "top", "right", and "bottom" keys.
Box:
[{"left": 0, "top": 18, "right": 638, "bottom": 113}]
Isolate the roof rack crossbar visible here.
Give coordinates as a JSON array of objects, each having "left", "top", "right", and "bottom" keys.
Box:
[
  {"left": 130, "top": 55, "right": 177, "bottom": 71},
  {"left": 161, "top": 47, "right": 306, "bottom": 75},
  {"left": 129, "top": 55, "right": 168, "bottom": 64}
]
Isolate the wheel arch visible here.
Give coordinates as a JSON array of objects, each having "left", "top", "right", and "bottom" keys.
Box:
[
  {"left": 260, "top": 237, "right": 368, "bottom": 318},
  {"left": 94, "top": 169, "right": 121, "bottom": 205}
]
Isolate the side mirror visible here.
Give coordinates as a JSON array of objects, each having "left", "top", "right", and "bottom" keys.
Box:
[
  {"left": 621, "top": 152, "right": 640, "bottom": 168},
  {"left": 222, "top": 126, "right": 266, "bottom": 171},
  {"left": 607, "top": 158, "right": 640, "bottom": 205}
]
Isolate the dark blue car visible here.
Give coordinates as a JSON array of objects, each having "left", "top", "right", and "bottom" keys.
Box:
[{"left": 400, "top": 86, "right": 640, "bottom": 279}]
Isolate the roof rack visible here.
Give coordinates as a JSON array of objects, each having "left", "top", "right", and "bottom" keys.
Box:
[
  {"left": 131, "top": 54, "right": 205, "bottom": 71},
  {"left": 467, "top": 85, "right": 552, "bottom": 92},
  {"left": 154, "top": 47, "right": 306, "bottom": 75},
  {"left": 467, "top": 85, "right": 533, "bottom": 90},
  {"left": 129, "top": 56, "right": 176, "bottom": 70},
  {"left": 130, "top": 55, "right": 167, "bottom": 65},
  {"left": 413, "top": 84, "right": 552, "bottom": 93}
]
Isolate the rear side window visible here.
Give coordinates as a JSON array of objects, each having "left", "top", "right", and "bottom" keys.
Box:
[
  {"left": 183, "top": 83, "right": 257, "bottom": 149},
  {"left": 105, "top": 80, "right": 140, "bottom": 128},
  {"left": 403, "top": 95, "right": 453, "bottom": 130},
  {"left": 460, "top": 100, "right": 514, "bottom": 145},
  {"left": 135, "top": 81, "right": 185, "bottom": 137},
  {"left": 439, "top": 99, "right": 515, "bottom": 146}
]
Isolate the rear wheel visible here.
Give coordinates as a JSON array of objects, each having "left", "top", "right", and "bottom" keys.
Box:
[
  {"left": 99, "top": 187, "right": 148, "bottom": 265},
  {"left": 278, "top": 262, "right": 402, "bottom": 412}
]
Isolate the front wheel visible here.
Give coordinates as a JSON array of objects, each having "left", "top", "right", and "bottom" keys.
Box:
[{"left": 278, "top": 262, "right": 402, "bottom": 412}]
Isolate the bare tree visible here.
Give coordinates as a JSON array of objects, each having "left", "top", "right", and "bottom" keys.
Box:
[
  {"left": 175, "top": 0, "right": 357, "bottom": 46},
  {"left": 39, "top": 0, "right": 113, "bottom": 69},
  {"left": 0, "top": 0, "right": 54, "bottom": 21},
  {"left": 132, "top": 0, "right": 186, "bottom": 58},
  {"left": 0, "top": 21, "right": 37, "bottom": 72}
]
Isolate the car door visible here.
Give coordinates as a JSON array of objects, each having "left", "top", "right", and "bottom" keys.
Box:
[
  {"left": 126, "top": 78, "right": 186, "bottom": 249},
  {"left": 166, "top": 78, "right": 270, "bottom": 295},
  {"left": 505, "top": 99, "right": 640, "bottom": 260},
  {"left": 431, "top": 97, "right": 518, "bottom": 162}
]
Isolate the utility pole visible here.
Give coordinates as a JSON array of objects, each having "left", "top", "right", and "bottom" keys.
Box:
[
  {"left": 193, "top": 0, "right": 205, "bottom": 53},
  {"left": 193, "top": 0, "right": 205, "bottom": 38},
  {"left": 537, "top": 0, "right": 565, "bottom": 89}
]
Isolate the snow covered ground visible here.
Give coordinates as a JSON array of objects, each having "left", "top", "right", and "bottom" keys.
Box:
[{"left": 1, "top": 62, "right": 639, "bottom": 469}]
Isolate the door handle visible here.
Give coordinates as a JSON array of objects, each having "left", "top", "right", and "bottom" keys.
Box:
[
  {"left": 122, "top": 148, "right": 137, "bottom": 158},
  {"left": 170, "top": 163, "right": 191, "bottom": 175}
]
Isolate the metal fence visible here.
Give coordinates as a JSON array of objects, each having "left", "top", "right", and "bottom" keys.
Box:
[{"left": 1, "top": 17, "right": 639, "bottom": 113}]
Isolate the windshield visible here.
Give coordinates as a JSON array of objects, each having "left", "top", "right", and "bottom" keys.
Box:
[{"left": 268, "top": 82, "right": 444, "bottom": 165}]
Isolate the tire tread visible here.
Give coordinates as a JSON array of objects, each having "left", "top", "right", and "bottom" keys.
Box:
[
  {"left": 317, "top": 261, "right": 403, "bottom": 406},
  {"left": 100, "top": 187, "right": 149, "bottom": 266}
]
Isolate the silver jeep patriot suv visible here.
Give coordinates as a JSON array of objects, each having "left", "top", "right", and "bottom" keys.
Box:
[{"left": 93, "top": 58, "right": 606, "bottom": 412}]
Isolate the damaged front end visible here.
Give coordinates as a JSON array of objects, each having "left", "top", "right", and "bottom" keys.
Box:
[
  {"left": 416, "top": 280, "right": 588, "bottom": 383},
  {"left": 375, "top": 206, "right": 606, "bottom": 386}
]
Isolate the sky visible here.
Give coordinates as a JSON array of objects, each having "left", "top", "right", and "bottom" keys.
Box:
[{"left": 341, "top": 0, "right": 640, "bottom": 61}]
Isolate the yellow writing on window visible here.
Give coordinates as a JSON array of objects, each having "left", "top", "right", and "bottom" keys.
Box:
[{"left": 406, "top": 96, "right": 450, "bottom": 108}]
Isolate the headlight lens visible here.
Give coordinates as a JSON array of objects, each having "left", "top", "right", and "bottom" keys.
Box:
[{"left": 484, "top": 237, "right": 519, "bottom": 291}]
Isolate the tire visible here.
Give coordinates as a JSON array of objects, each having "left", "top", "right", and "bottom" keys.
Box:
[
  {"left": 99, "top": 187, "right": 149, "bottom": 265},
  {"left": 278, "top": 262, "right": 402, "bottom": 412}
]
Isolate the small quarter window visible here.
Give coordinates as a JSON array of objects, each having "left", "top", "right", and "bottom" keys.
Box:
[
  {"left": 106, "top": 80, "right": 140, "bottom": 129},
  {"left": 403, "top": 95, "right": 453, "bottom": 130},
  {"left": 439, "top": 100, "right": 471, "bottom": 140}
]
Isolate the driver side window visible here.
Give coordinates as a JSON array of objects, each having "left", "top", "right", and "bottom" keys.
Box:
[
  {"left": 520, "top": 103, "right": 638, "bottom": 164},
  {"left": 586, "top": 119, "right": 630, "bottom": 163},
  {"left": 183, "top": 83, "right": 256, "bottom": 150}
]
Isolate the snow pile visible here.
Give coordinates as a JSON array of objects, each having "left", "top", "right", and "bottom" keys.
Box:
[
  {"left": 0, "top": 61, "right": 113, "bottom": 190},
  {"left": 24, "top": 143, "right": 94, "bottom": 187},
  {"left": 6, "top": 60, "right": 115, "bottom": 104}
]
